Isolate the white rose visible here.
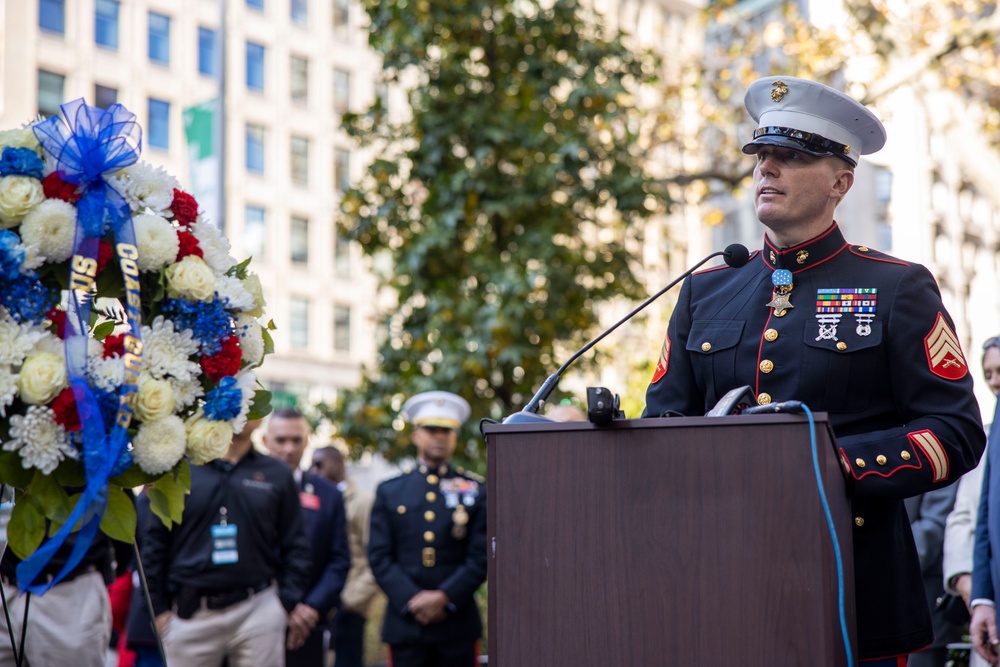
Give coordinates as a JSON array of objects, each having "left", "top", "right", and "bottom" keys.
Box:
[
  {"left": 17, "top": 351, "right": 68, "bottom": 404},
  {"left": 185, "top": 412, "right": 233, "bottom": 464},
  {"left": 133, "top": 213, "right": 180, "bottom": 272},
  {"left": 0, "top": 176, "right": 45, "bottom": 228},
  {"left": 165, "top": 256, "right": 216, "bottom": 302},
  {"left": 0, "top": 129, "right": 41, "bottom": 151},
  {"left": 241, "top": 274, "right": 266, "bottom": 317},
  {"left": 135, "top": 376, "right": 176, "bottom": 422}
]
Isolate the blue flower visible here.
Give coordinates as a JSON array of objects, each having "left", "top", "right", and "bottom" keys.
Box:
[
  {"left": 160, "top": 298, "right": 234, "bottom": 355},
  {"left": 0, "top": 147, "right": 44, "bottom": 179},
  {"left": 203, "top": 376, "right": 244, "bottom": 421},
  {"left": 0, "top": 275, "right": 56, "bottom": 323},
  {"left": 0, "top": 230, "right": 26, "bottom": 280}
]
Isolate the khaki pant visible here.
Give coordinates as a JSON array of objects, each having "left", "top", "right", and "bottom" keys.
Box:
[
  {"left": 163, "top": 584, "right": 287, "bottom": 667},
  {"left": 0, "top": 571, "right": 111, "bottom": 667}
]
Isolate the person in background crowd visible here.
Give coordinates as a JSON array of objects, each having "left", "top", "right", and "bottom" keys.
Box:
[
  {"left": 263, "top": 408, "right": 351, "bottom": 667},
  {"left": 312, "top": 446, "right": 380, "bottom": 667},
  {"left": 140, "top": 418, "right": 312, "bottom": 667},
  {"left": 368, "top": 390, "right": 487, "bottom": 667}
]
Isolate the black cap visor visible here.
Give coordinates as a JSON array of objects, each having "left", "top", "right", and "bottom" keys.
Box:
[{"left": 742, "top": 126, "right": 856, "bottom": 166}]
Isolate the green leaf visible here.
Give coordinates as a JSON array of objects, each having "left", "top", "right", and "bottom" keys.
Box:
[
  {"left": 261, "top": 326, "right": 275, "bottom": 355},
  {"left": 30, "top": 471, "right": 72, "bottom": 524},
  {"left": 148, "top": 464, "right": 190, "bottom": 528},
  {"left": 226, "top": 256, "right": 252, "bottom": 279},
  {"left": 247, "top": 390, "right": 273, "bottom": 421},
  {"left": 147, "top": 486, "right": 173, "bottom": 530},
  {"left": 174, "top": 458, "right": 191, "bottom": 491},
  {"left": 0, "top": 452, "right": 34, "bottom": 489},
  {"left": 92, "top": 320, "right": 117, "bottom": 340},
  {"left": 110, "top": 465, "right": 160, "bottom": 489},
  {"left": 52, "top": 458, "right": 87, "bottom": 487},
  {"left": 100, "top": 486, "right": 137, "bottom": 543},
  {"left": 7, "top": 498, "right": 45, "bottom": 559}
]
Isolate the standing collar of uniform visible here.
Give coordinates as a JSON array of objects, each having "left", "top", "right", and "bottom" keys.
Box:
[{"left": 761, "top": 222, "right": 849, "bottom": 273}]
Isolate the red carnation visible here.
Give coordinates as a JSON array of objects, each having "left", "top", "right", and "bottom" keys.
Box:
[
  {"left": 171, "top": 188, "right": 199, "bottom": 226},
  {"left": 51, "top": 388, "right": 82, "bottom": 432},
  {"left": 96, "top": 239, "right": 114, "bottom": 274},
  {"left": 103, "top": 333, "right": 126, "bottom": 358},
  {"left": 200, "top": 335, "right": 243, "bottom": 381},
  {"left": 42, "top": 172, "right": 81, "bottom": 203},
  {"left": 176, "top": 230, "right": 204, "bottom": 261},
  {"left": 46, "top": 307, "right": 67, "bottom": 339}
]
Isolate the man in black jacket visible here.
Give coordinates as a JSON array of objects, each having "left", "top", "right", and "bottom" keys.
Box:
[
  {"left": 368, "top": 390, "right": 487, "bottom": 667},
  {"left": 140, "top": 418, "right": 312, "bottom": 666}
]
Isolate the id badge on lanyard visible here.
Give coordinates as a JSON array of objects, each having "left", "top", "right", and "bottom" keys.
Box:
[{"left": 211, "top": 506, "right": 239, "bottom": 565}]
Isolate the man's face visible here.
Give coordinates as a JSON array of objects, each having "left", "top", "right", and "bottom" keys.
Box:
[
  {"left": 412, "top": 425, "right": 458, "bottom": 467},
  {"left": 263, "top": 416, "right": 310, "bottom": 470},
  {"left": 312, "top": 451, "right": 344, "bottom": 484},
  {"left": 983, "top": 346, "right": 1000, "bottom": 396},
  {"left": 752, "top": 147, "right": 851, "bottom": 236}
]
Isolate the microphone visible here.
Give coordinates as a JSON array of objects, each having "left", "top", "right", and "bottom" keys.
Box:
[
  {"left": 741, "top": 400, "right": 804, "bottom": 415},
  {"left": 504, "top": 244, "right": 751, "bottom": 423}
]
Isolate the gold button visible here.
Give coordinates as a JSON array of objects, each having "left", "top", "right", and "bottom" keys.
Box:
[
  {"left": 901, "top": 451, "right": 911, "bottom": 461},
  {"left": 422, "top": 547, "right": 436, "bottom": 567},
  {"left": 701, "top": 342, "right": 712, "bottom": 352},
  {"left": 858, "top": 246, "right": 869, "bottom": 252},
  {"left": 855, "top": 458, "right": 866, "bottom": 468},
  {"left": 854, "top": 517, "right": 865, "bottom": 527},
  {"left": 427, "top": 474, "right": 439, "bottom": 485},
  {"left": 759, "top": 359, "right": 774, "bottom": 373},
  {"left": 774, "top": 309, "right": 788, "bottom": 318},
  {"left": 757, "top": 393, "right": 771, "bottom": 405},
  {"left": 396, "top": 505, "right": 406, "bottom": 514},
  {"left": 764, "top": 329, "right": 778, "bottom": 342},
  {"left": 439, "top": 465, "right": 448, "bottom": 474},
  {"left": 423, "top": 531, "right": 435, "bottom": 542},
  {"left": 876, "top": 455, "right": 887, "bottom": 465},
  {"left": 424, "top": 511, "right": 436, "bottom": 522},
  {"left": 426, "top": 491, "right": 437, "bottom": 502},
  {"left": 837, "top": 342, "right": 847, "bottom": 351}
]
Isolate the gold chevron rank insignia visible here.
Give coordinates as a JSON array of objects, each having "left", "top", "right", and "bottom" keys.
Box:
[
  {"left": 907, "top": 430, "right": 949, "bottom": 482},
  {"left": 924, "top": 312, "right": 968, "bottom": 380},
  {"left": 651, "top": 331, "right": 670, "bottom": 384}
]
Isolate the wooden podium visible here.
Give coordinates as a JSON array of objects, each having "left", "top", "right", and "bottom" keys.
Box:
[{"left": 483, "top": 414, "right": 856, "bottom": 667}]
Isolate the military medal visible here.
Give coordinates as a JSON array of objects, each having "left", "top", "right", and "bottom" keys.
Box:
[
  {"left": 815, "top": 288, "right": 877, "bottom": 341},
  {"left": 452, "top": 505, "right": 469, "bottom": 539},
  {"left": 767, "top": 269, "right": 794, "bottom": 316}
]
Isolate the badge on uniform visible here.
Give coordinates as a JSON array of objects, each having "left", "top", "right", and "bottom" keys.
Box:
[
  {"left": 815, "top": 288, "right": 877, "bottom": 341},
  {"left": 300, "top": 490, "right": 321, "bottom": 511},
  {"left": 452, "top": 505, "right": 469, "bottom": 539},
  {"left": 211, "top": 523, "right": 239, "bottom": 564},
  {"left": 924, "top": 312, "right": 968, "bottom": 380}
]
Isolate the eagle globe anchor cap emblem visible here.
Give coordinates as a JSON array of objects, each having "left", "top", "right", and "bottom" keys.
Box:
[{"left": 771, "top": 80, "right": 789, "bottom": 102}]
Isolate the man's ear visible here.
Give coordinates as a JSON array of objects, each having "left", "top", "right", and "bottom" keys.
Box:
[{"left": 832, "top": 167, "right": 854, "bottom": 199}]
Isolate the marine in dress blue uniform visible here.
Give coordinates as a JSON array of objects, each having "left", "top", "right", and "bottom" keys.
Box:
[
  {"left": 368, "top": 391, "right": 487, "bottom": 667},
  {"left": 643, "top": 76, "right": 985, "bottom": 662}
]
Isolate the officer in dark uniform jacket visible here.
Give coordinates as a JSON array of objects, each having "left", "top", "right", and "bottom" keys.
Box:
[
  {"left": 643, "top": 76, "right": 985, "bottom": 663},
  {"left": 368, "top": 390, "right": 487, "bottom": 667}
]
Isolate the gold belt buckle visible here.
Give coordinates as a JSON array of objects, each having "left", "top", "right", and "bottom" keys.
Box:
[{"left": 422, "top": 547, "right": 436, "bottom": 567}]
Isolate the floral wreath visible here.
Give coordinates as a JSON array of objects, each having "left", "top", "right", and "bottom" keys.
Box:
[{"left": 0, "top": 99, "right": 273, "bottom": 593}]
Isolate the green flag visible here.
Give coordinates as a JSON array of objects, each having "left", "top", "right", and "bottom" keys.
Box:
[{"left": 183, "top": 99, "right": 221, "bottom": 227}]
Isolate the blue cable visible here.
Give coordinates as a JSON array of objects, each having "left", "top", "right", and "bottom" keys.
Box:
[{"left": 801, "top": 403, "right": 855, "bottom": 667}]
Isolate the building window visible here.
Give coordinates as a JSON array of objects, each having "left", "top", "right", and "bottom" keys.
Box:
[
  {"left": 244, "top": 205, "right": 266, "bottom": 259},
  {"left": 290, "top": 56, "right": 309, "bottom": 104},
  {"left": 334, "top": 234, "right": 351, "bottom": 278},
  {"left": 246, "top": 124, "right": 265, "bottom": 174},
  {"left": 95, "top": 0, "right": 120, "bottom": 50},
  {"left": 290, "top": 135, "right": 309, "bottom": 186},
  {"left": 247, "top": 0, "right": 264, "bottom": 9},
  {"left": 334, "top": 148, "right": 350, "bottom": 193},
  {"left": 198, "top": 27, "right": 218, "bottom": 77},
  {"left": 148, "top": 98, "right": 170, "bottom": 149},
  {"left": 39, "top": 0, "right": 65, "bottom": 34},
  {"left": 94, "top": 84, "right": 118, "bottom": 109},
  {"left": 332, "top": 0, "right": 349, "bottom": 34},
  {"left": 246, "top": 41, "right": 265, "bottom": 92},
  {"left": 148, "top": 12, "right": 171, "bottom": 64},
  {"left": 38, "top": 69, "right": 65, "bottom": 118},
  {"left": 333, "top": 68, "right": 350, "bottom": 114},
  {"left": 333, "top": 304, "right": 351, "bottom": 353},
  {"left": 290, "top": 216, "right": 309, "bottom": 263},
  {"left": 290, "top": 297, "right": 309, "bottom": 348},
  {"left": 291, "top": 0, "right": 307, "bottom": 24}
]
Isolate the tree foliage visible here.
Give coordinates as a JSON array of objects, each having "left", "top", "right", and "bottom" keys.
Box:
[{"left": 321, "top": 0, "right": 664, "bottom": 462}]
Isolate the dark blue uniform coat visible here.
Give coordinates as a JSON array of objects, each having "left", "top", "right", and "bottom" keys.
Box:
[
  {"left": 368, "top": 463, "right": 487, "bottom": 647},
  {"left": 298, "top": 470, "right": 351, "bottom": 617},
  {"left": 644, "top": 223, "right": 985, "bottom": 659}
]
